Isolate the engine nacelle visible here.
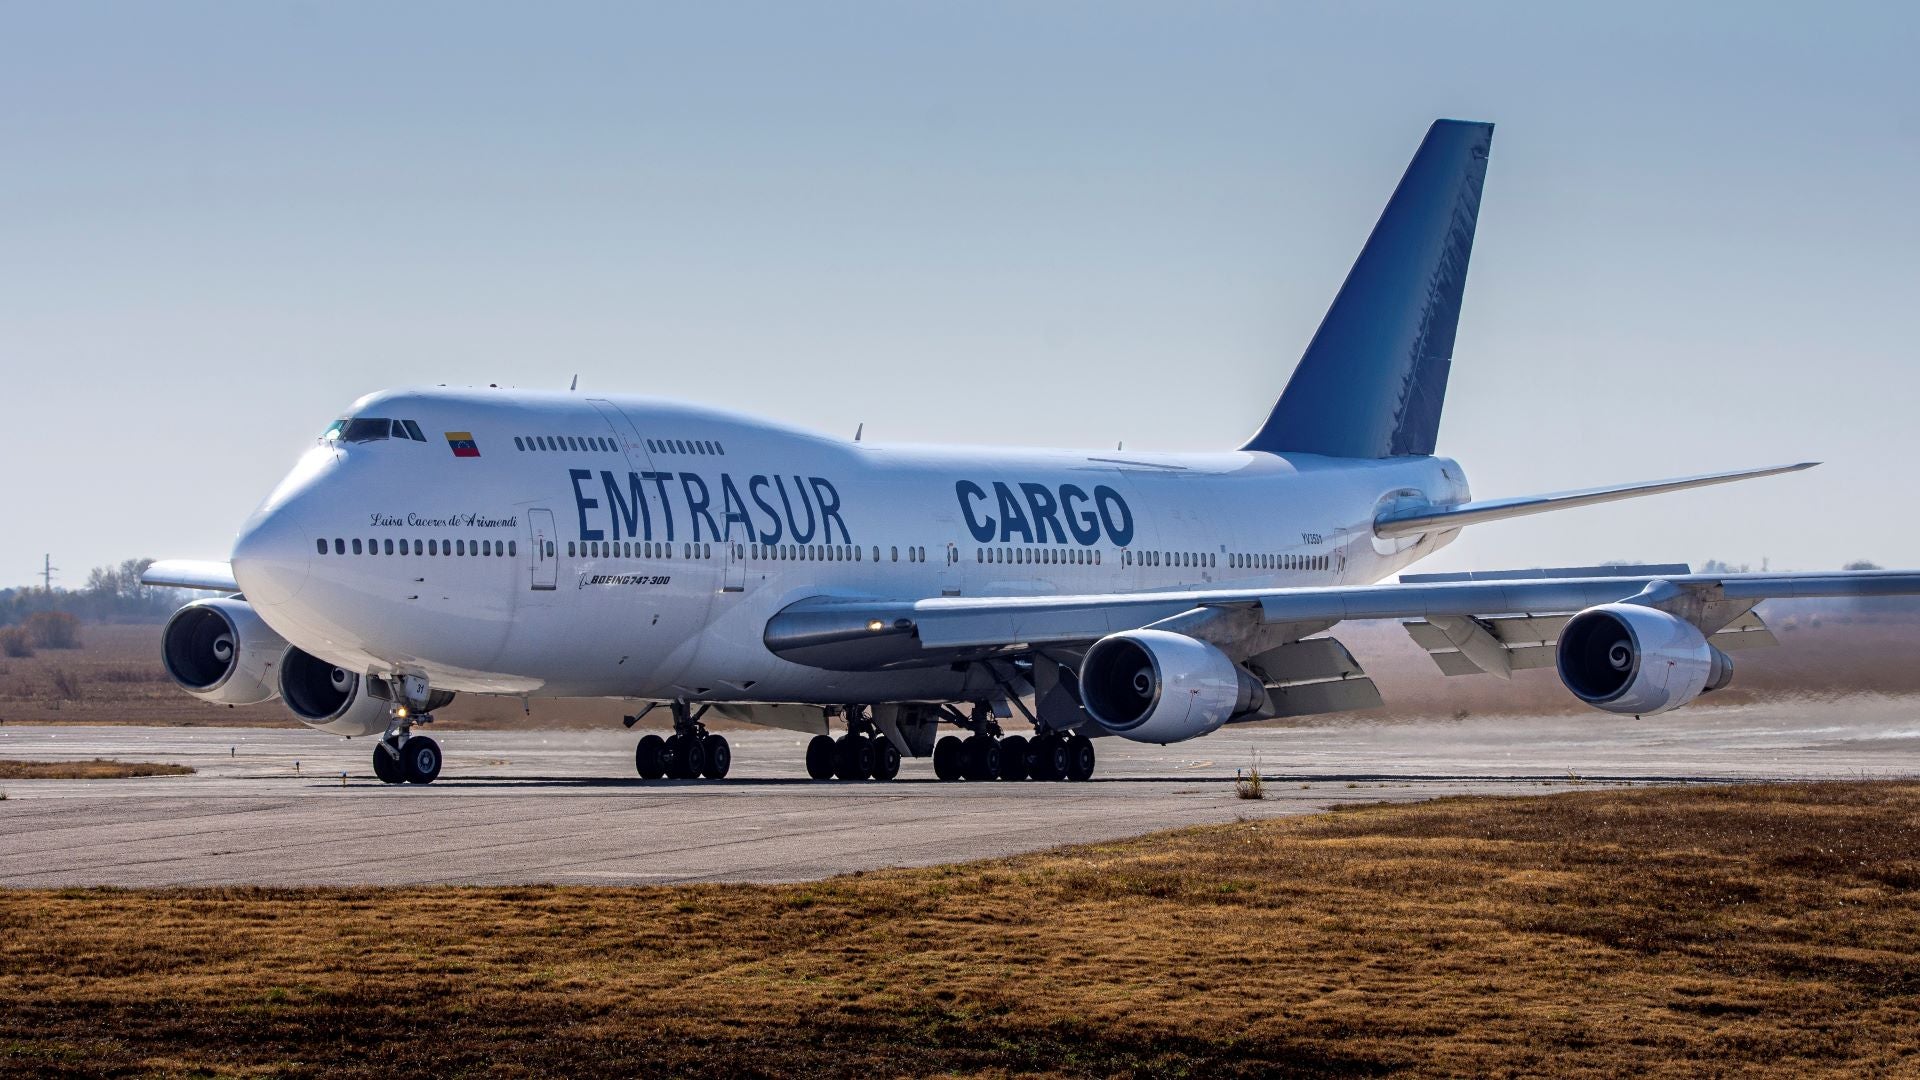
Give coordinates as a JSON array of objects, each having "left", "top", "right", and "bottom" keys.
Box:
[
  {"left": 1079, "top": 629, "right": 1268, "bottom": 744},
  {"left": 1556, "top": 604, "right": 1733, "bottom": 716},
  {"left": 161, "top": 598, "right": 287, "bottom": 706},
  {"left": 278, "top": 647, "right": 390, "bottom": 736}
]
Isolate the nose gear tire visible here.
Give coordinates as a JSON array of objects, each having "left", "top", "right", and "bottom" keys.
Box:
[{"left": 402, "top": 735, "right": 442, "bottom": 785}]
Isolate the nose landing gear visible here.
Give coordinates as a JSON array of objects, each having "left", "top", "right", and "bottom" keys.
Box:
[
  {"left": 371, "top": 674, "right": 445, "bottom": 785},
  {"left": 632, "top": 701, "right": 731, "bottom": 780}
]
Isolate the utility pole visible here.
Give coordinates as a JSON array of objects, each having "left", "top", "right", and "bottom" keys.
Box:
[{"left": 41, "top": 553, "right": 57, "bottom": 592}]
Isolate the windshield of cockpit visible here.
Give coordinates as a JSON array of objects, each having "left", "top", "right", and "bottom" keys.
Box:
[{"left": 323, "top": 417, "right": 428, "bottom": 443}]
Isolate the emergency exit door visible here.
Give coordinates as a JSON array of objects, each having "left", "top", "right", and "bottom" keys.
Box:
[{"left": 528, "top": 509, "right": 558, "bottom": 591}]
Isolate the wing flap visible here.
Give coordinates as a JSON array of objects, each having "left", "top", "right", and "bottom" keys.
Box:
[
  {"left": 1405, "top": 607, "right": 1780, "bottom": 677},
  {"left": 1264, "top": 677, "right": 1384, "bottom": 719}
]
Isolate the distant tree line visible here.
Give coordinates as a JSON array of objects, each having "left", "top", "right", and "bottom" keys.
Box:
[{"left": 1, "top": 558, "right": 194, "bottom": 625}]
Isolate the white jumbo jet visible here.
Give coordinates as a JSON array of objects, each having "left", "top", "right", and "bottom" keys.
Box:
[{"left": 145, "top": 119, "right": 1920, "bottom": 786}]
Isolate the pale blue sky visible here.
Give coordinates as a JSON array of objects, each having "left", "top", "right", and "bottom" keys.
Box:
[{"left": 2, "top": 2, "right": 1916, "bottom": 586}]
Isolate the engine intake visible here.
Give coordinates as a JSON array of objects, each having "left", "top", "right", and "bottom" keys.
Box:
[
  {"left": 1556, "top": 604, "right": 1732, "bottom": 715},
  {"left": 1080, "top": 629, "right": 1267, "bottom": 744},
  {"left": 160, "top": 598, "right": 286, "bottom": 706},
  {"left": 279, "top": 647, "right": 390, "bottom": 736}
]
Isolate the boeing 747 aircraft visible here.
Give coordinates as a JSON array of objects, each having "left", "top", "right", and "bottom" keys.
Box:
[{"left": 145, "top": 120, "right": 1920, "bottom": 785}]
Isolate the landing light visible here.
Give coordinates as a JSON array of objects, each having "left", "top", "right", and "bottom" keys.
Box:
[
  {"left": 395, "top": 706, "right": 409, "bottom": 718},
  {"left": 867, "top": 620, "right": 886, "bottom": 633}
]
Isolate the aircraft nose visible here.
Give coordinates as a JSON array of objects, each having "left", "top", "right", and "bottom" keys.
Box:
[{"left": 231, "top": 506, "right": 312, "bottom": 608}]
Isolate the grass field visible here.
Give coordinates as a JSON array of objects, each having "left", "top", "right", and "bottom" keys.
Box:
[
  {"left": 2, "top": 781, "right": 1916, "bottom": 1077},
  {"left": 0, "top": 759, "right": 193, "bottom": 780}
]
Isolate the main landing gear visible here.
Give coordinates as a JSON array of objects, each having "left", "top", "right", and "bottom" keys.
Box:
[
  {"left": 632, "top": 701, "right": 731, "bottom": 780},
  {"left": 804, "top": 705, "right": 903, "bottom": 782},
  {"left": 932, "top": 729, "right": 1096, "bottom": 783},
  {"left": 925, "top": 701, "right": 1095, "bottom": 782},
  {"left": 374, "top": 676, "right": 443, "bottom": 785}
]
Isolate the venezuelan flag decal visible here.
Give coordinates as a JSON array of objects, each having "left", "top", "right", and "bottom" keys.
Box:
[{"left": 445, "top": 432, "right": 481, "bottom": 458}]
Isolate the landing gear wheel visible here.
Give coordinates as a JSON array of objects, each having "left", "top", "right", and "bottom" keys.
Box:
[
  {"left": 702, "top": 735, "right": 732, "bottom": 779},
  {"left": 635, "top": 733, "right": 667, "bottom": 779},
  {"left": 667, "top": 734, "right": 701, "bottom": 779},
  {"left": 1065, "top": 735, "right": 1097, "bottom": 782},
  {"left": 962, "top": 734, "right": 1002, "bottom": 782},
  {"left": 997, "top": 735, "right": 1030, "bottom": 782},
  {"left": 805, "top": 734, "right": 837, "bottom": 780},
  {"left": 372, "top": 743, "right": 404, "bottom": 784},
  {"left": 1030, "top": 734, "right": 1067, "bottom": 782},
  {"left": 401, "top": 736, "right": 443, "bottom": 785},
  {"left": 933, "top": 735, "right": 964, "bottom": 782},
  {"left": 869, "top": 737, "right": 902, "bottom": 781},
  {"left": 833, "top": 734, "right": 873, "bottom": 781}
]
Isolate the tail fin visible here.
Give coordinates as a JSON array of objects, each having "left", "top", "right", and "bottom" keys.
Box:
[{"left": 1243, "top": 119, "right": 1493, "bottom": 459}]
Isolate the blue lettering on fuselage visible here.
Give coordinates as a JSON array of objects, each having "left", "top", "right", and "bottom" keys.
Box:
[
  {"left": 576, "top": 470, "right": 850, "bottom": 544},
  {"left": 957, "top": 480, "right": 1133, "bottom": 547}
]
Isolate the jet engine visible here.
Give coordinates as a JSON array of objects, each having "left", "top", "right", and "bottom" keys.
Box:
[
  {"left": 160, "top": 598, "right": 287, "bottom": 706},
  {"left": 278, "top": 647, "right": 390, "bottom": 736},
  {"left": 1556, "top": 603, "right": 1733, "bottom": 716},
  {"left": 1079, "top": 629, "right": 1268, "bottom": 744}
]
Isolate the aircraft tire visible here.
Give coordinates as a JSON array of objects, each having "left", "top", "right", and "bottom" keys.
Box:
[
  {"left": 833, "top": 734, "right": 872, "bottom": 781},
  {"left": 869, "top": 737, "right": 901, "bottom": 781},
  {"left": 401, "top": 735, "right": 443, "bottom": 785},
  {"left": 805, "top": 734, "right": 836, "bottom": 780},
  {"left": 932, "top": 735, "right": 964, "bottom": 781},
  {"left": 1065, "top": 735, "right": 1096, "bottom": 782},
  {"left": 701, "top": 735, "right": 732, "bottom": 779},
  {"left": 997, "top": 735, "right": 1029, "bottom": 782},
  {"left": 372, "top": 743, "right": 404, "bottom": 784},
  {"left": 1029, "top": 735, "right": 1066, "bottom": 782},
  {"left": 962, "top": 734, "right": 1001, "bottom": 782},
  {"left": 635, "top": 734, "right": 667, "bottom": 779},
  {"left": 667, "top": 734, "right": 700, "bottom": 779}
]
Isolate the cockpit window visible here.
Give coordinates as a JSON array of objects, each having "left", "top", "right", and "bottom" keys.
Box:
[
  {"left": 337, "top": 417, "right": 392, "bottom": 442},
  {"left": 326, "top": 417, "right": 430, "bottom": 444}
]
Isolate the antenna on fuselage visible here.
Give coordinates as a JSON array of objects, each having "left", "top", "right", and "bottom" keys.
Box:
[
  {"left": 854, "top": 423, "right": 863, "bottom": 442},
  {"left": 569, "top": 374, "right": 579, "bottom": 391}
]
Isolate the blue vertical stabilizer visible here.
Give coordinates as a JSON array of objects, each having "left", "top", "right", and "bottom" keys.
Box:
[{"left": 1243, "top": 119, "right": 1492, "bottom": 459}]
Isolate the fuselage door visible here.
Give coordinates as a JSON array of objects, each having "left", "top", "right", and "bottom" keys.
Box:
[
  {"left": 722, "top": 541, "right": 746, "bottom": 592},
  {"left": 529, "top": 508, "right": 558, "bottom": 591}
]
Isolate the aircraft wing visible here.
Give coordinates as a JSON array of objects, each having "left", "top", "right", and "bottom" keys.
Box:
[
  {"left": 765, "top": 567, "right": 1920, "bottom": 672},
  {"left": 140, "top": 559, "right": 239, "bottom": 592}
]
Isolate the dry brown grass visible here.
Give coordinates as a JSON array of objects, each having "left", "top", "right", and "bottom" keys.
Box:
[
  {"left": 0, "top": 759, "right": 195, "bottom": 780},
  {"left": 2, "top": 782, "right": 1917, "bottom": 1077}
]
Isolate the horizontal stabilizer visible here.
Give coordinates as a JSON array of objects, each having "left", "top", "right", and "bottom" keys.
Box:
[
  {"left": 1401, "top": 563, "right": 1690, "bottom": 584},
  {"left": 140, "top": 559, "right": 239, "bottom": 592},
  {"left": 1374, "top": 463, "right": 1817, "bottom": 539}
]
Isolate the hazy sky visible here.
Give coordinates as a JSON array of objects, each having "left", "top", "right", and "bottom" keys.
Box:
[{"left": 2, "top": 2, "right": 1916, "bottom": 587}]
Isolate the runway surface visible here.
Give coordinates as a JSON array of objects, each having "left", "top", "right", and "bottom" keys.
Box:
[{"left": 2, "top": 697, "right": 1916, "bottom": 887}]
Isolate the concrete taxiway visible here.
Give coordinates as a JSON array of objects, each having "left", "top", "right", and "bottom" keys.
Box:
[{"left": 1, "top": 697, "right": 1916, "bottom": 888}]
